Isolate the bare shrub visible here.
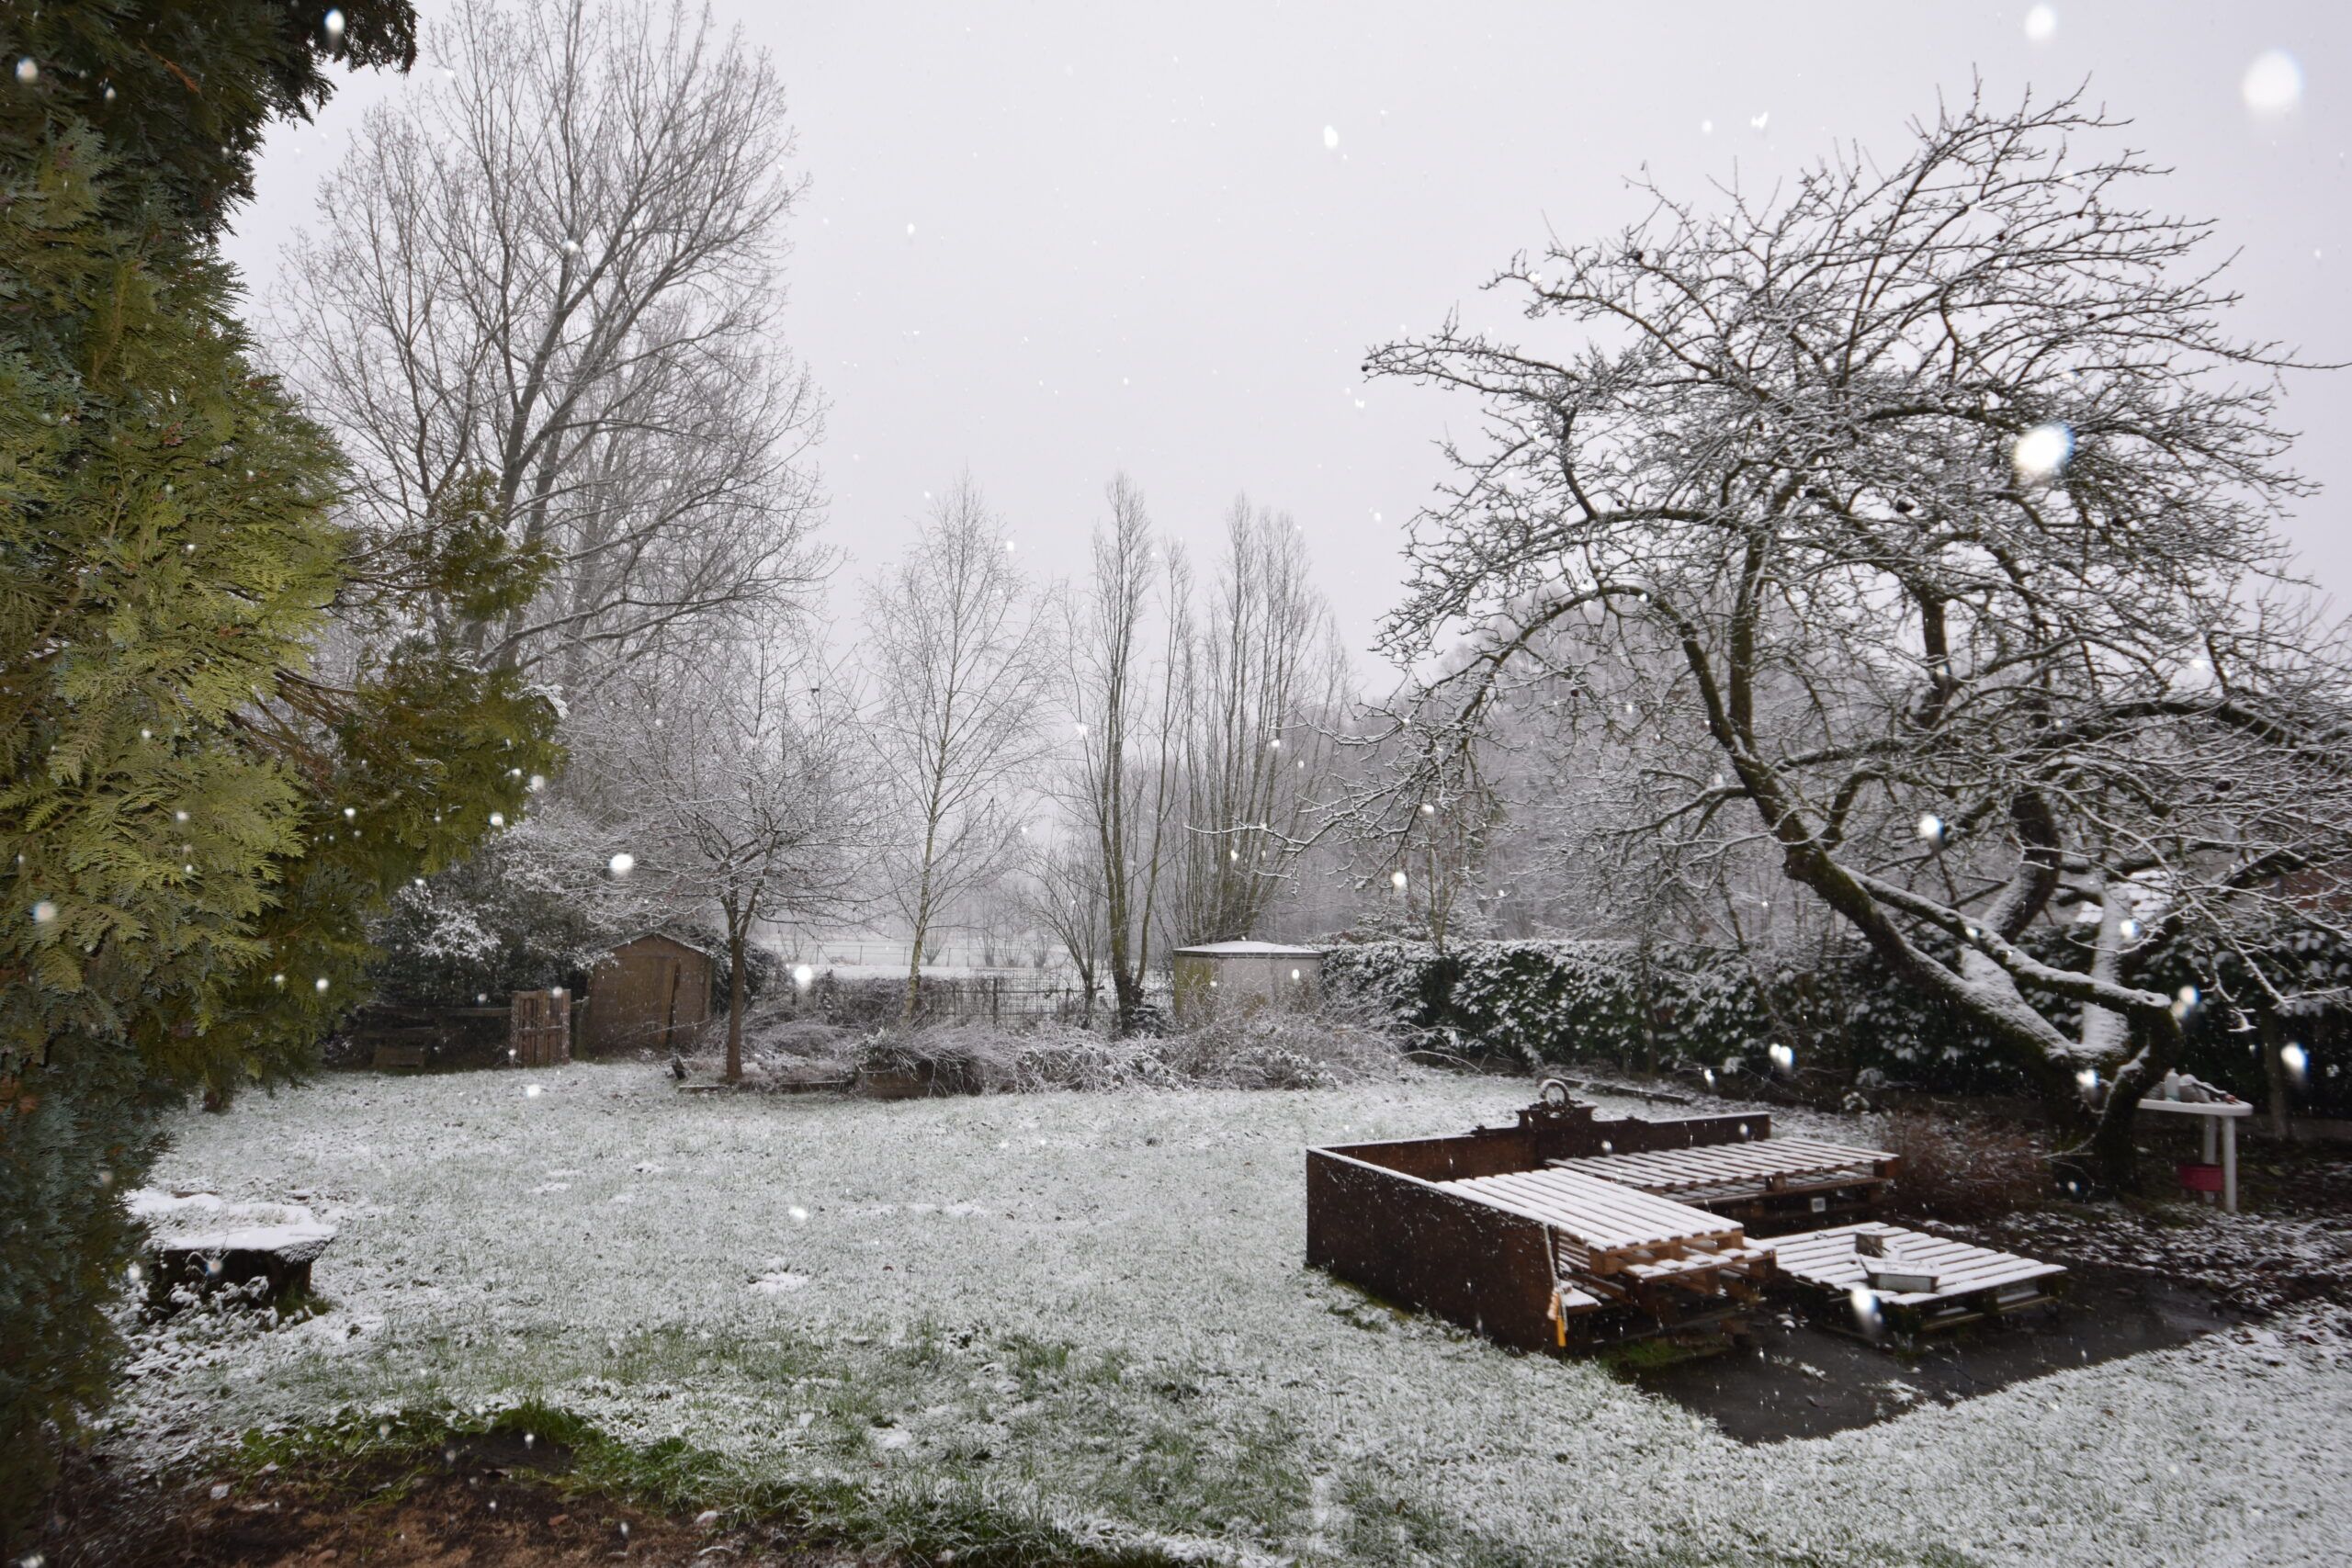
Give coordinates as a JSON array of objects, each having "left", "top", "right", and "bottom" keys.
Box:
[
  {"left": 845, "top": 1009, "right": 1404, "bottom": 1095},
  {"left": 1148, "top": 1011, "right": 1403, "bottom": 1090},
  {"left": 1873, "top": 1110, "right": 2052, "bottom": 1223},
  {"left": 679, "top": 1008, "right": 856, "bottom": 1089},
  {"left": 747, "top": 1016, "right": 856, "bottom": 1058}
]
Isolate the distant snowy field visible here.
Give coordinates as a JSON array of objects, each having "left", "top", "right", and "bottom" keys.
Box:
[{"left": 117, "top": 1065, "right": 2348, "bottom": 1566}]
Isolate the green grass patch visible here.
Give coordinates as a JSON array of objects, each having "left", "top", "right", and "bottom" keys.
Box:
[{"left": 230, "top": 1399, "right": 1183, "bottom": 1567}]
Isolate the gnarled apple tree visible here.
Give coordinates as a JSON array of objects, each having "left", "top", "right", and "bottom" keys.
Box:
[{"left": 1365, "top": 91, "right": 2352, "bottom": 1183}]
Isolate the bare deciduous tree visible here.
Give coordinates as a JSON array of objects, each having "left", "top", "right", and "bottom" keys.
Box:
[
  {"left": 863, "top": 476, "right": 1059, "bottom": 1021},
  {"left": 1013, "top": 833, "right": 1112, "bottom": 1023},
  {"left": 605, "top": 642, "right": 873, "bottom": 1081},
  {"left": 277, "top": 0, "right": 828, "bottom": 695},
  {"left": 1169, "top": 498, "right": 1351, "bottom": 944},
  {"left": 1364, "top": 89, "right": 2352, "bottom": 1183},
  {"left": 1060, "top": 476, "right": 1191, "bottom": 1032}
]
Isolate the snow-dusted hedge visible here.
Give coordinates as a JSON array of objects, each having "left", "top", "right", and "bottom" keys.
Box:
[
  {"left": 1325, "top": 934, "right": 2352, "bottom": 1111},
  {"left": 1324, "top": 940, "right": 1794, "bottom": 1076}
]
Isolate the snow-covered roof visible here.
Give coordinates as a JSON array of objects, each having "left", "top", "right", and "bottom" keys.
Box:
[
  {"left": 604, "top": 929, "right": 722, "bottom": 961},
  {"left": 1170, "top": 941, "right": 1325, "bottom": 957}
]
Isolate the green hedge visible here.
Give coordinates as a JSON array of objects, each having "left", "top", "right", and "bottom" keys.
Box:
[
  {"left": 0, "top": 1038, "right": 180, "bottom": 1525},
  {"left": 1324, "top": 935, "right": 2352, "bottom": 1115}
]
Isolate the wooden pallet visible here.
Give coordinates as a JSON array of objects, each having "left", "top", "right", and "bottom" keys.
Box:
[
  {"left": 1442, "top": 1168, "right": 1774, "bottom": 1339},
  {"left": 1546, "top": 1136, "right": 1897, "bottom": 1212},
  {"left": 1769, "top": 1223, "right": 2065, "bottom": 1331}
]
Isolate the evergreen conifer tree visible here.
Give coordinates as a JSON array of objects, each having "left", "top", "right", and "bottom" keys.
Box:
[{"left": 0, "top": 4, "right": 559, "bottom": 1526}]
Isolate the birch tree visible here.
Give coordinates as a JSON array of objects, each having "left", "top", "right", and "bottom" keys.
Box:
[
  {"left": 1364, "top": 90, "right": 2352, "bottom": 1183},
  {"left": 275, "top": 0, "right": 828, "bottom": 696},
  {"left": 863, "top": 477, "right": 1058, "bottom": 1021}
]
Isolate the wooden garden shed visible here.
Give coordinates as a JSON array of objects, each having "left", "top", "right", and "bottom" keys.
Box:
[
  {"left": 1170, "top": 940, "right": 1323, "bottom": 1021},
  {"left": 581, "top": 931, "right": 714, "bottom": 1056}
]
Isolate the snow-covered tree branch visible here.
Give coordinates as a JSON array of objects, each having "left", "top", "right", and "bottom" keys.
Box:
[{"left": 1364, "top": 86, "right": 2352, "bottom": 1182}]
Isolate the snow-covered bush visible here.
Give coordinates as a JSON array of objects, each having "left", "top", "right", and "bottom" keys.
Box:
[
  {"left": 367, "top": 803, "right": 623, "bottom": 1005},
  {"left": 1148, "top": 1006, "right": 1403, "bottom": 1089},
  {"left": 1324, "top": 938, "right": 2027, "bottom": 1092},
  {"left": 1325, "top": 939, "right": 1783, "bottom": 1074},
  {"left": 744, "top": 1015, "right": 857, "bottom": 1058}
]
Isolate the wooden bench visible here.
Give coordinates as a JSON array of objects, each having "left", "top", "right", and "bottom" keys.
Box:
[{"left": 130, "top": 1190, "right": 336, "bottom": 1314}]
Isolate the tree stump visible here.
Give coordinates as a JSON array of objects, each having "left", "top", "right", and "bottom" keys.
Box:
[{"left": 130, "top": 1191, "right": 336, "bottom": 1314}]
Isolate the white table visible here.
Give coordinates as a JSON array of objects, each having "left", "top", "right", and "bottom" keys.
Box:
[{"left": 2136, "top": 1097, "right": 2253, "bottom": 1213}]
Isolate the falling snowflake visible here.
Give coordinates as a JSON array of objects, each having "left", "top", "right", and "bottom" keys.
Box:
[
  {"left": 2023, "top": 6, "right": 2057, "bottom": 41},
  {"left": 1322, "top": 124, "right": 1340, "bottom": 151},
  {"left": 2243, "top": 50, "right": 2302, "bottom": 116},
  {"left": 2011, "top": 422, "right": 2074, "bottom": 481}
]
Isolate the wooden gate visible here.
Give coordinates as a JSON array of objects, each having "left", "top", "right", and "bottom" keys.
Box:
[{"left": 510, "top": 989, "right": 571, "bottom": 1067}]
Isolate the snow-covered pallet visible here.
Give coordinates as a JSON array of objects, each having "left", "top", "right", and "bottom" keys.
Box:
[
  {"left": 1439, "top": 1168, "right": 1774, "bottom": 1336},
  {"left": 1545, "top": 1136, "right": 1897, "bottom": 1225},
  {"left": 1770, "top": 1222, "right": 2065, "bottom": 1332}
]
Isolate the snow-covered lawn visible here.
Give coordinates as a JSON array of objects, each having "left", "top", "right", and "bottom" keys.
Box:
[{"left": 119, "top": 1065, "right": 2347, "bottom": 1566}]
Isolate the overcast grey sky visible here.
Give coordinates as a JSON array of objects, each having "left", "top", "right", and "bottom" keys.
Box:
[{"left": 225, "top": 2, "right": 2350, "bottom": 665}]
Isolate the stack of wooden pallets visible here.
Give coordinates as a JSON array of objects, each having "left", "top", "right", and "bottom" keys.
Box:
[
  {"left": 1439, "top": 1167, "right": 1775, "bottom": 1340},
  {"left": 1309, "top": 1089, "right": 2069, "bottom": 1352}
]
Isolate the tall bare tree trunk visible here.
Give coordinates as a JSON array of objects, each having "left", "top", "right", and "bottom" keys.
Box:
[
  {"left": 2257, "top": 1006, "right": 2296, "bottom": 1142},
  {"left": 724, "top": 894, "right": 753, "bottom": 1085}
]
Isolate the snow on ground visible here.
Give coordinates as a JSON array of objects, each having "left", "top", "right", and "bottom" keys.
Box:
[{"left": 112, "top": 1065, "right": 2350, "bottom": 1567}]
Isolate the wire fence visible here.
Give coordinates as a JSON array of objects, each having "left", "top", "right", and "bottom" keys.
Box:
[{"left": 769, "top": 973, "right": 1136, "bottom": 1028}]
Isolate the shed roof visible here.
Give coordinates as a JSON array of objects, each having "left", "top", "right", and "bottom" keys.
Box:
[
  {"left": 1170, "top": 941, "right": 1325, "bottom": 957},
  {"left": 602, "top": 930, "right": 721, "bottom": 962}
]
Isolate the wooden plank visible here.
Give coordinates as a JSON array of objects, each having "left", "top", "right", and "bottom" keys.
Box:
[
  {"left": 1449, "top": 1168, "right": 1736, "bottom": 1250},
  {"left": 1566, "top": 1137, "right": 1889, "bottom": 1181}
]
